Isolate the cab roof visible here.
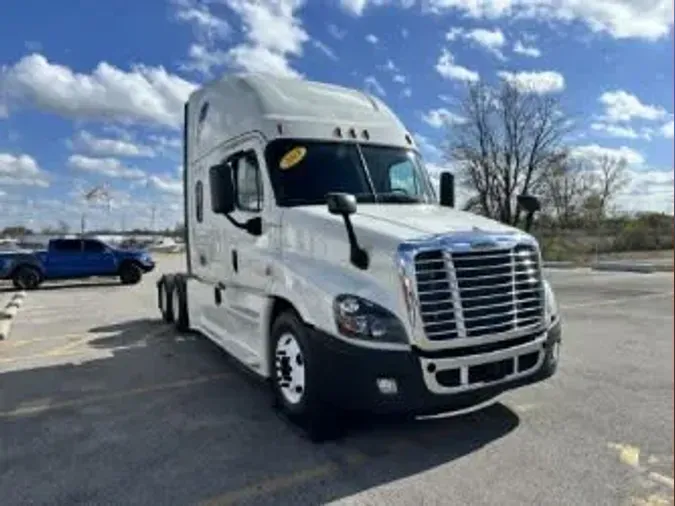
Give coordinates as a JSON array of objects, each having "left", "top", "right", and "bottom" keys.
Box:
[{"left": 187, "top": 73, "right": 418, "bottom": 160}]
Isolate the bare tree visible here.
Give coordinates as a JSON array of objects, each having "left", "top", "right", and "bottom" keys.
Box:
[
  {"left": 443, "top": 81, "right": 571, "bottom": 226},
  {"left": 593, "top": 155, "right": 630, "bottom": 217},
  {"left": 540, "top": 153, "right": 596, "bottom": 228}
]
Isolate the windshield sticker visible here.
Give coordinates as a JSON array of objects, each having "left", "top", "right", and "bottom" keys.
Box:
[{"left": 279, "top": 146, "right": 307, "bottom": 170}]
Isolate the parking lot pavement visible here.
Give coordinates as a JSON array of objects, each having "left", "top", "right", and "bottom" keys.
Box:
[{"left": 0, "top": 258, "right": 672, "bottom": 506}]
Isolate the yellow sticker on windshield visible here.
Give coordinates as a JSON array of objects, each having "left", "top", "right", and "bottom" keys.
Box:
[{"left": 279, "top": 146, "right": 307, "bottom": 170}]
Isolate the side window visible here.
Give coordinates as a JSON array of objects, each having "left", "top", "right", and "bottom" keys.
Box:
[
  {"left": 195, "top": 180, "right": 204, "bottom": 222},
  {"left": 52, "top": 239, "right": 82, "bottom": 252},
  {"left": 388, "top": 160, "right": 419, "bottom": 195},
  {"left": 83, "top": 240, "right": 105, "bottom": 253},
  {"left": 234, "top": 152, "right": 263, "bottom": 212}
]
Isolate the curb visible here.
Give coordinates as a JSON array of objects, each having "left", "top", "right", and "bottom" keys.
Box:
[
  {"left": 0, "top": 291, "right": 27, "bottom": 340},
  {"left": 590, "top": 262, "right": 663, "bottom": 274},
  {"left": 543, "top": 261, "right": 580, "bottom": 269}
]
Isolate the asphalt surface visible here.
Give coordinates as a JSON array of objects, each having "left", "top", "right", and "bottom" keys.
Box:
[{"left": 0, "top": 255, "right": 672, "bottom": 506}]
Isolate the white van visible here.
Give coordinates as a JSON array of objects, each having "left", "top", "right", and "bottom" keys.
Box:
[{"left": 157, "top": 73, "right": 562, "bottom": 438}]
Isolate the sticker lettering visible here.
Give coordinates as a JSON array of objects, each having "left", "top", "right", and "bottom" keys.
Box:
[{"left": 279, "top": 146, "right": 307, "bottom": 170}]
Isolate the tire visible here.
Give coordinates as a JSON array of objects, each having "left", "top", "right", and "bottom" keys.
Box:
[
  {"left": 158, "top": 279, "right": 175, "bottom": 323},
  {"left": 119, "top": 263, "right": 143, "bottom": 285},
  {"left": 12, "top": 265, "right": 42, "bottom": 290},
  {"left": 270, "top": 310, "right": 341, "bottom": 442},
  {"left": 173, "top": 280, "right": 190, "bottom": 331}
]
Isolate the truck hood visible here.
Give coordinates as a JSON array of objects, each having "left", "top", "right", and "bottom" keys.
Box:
[{"left": 292, "top": 203, "right": 524, "bottom": 241}]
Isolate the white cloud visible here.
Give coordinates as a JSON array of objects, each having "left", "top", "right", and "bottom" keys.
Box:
[
  {"left": 364, "top": 76, "right": 386, "bottom": 96},
  {"left": 181, "top": 43, "right": 229, "bottom": 76},
  {"left": 435, "top": 49, "right": 480, "bottom": 82},
  {"left": 571, "top": 144, "right": 645, "bottom": 166},
  {"left": 590, "top": 122, "right": 652, "bottom": 140},
  {"left": 0, "top": 152, "right": 50, "bottom": 187},
  {"left": 445, "top": 27, "right": 506, "bottom": 59},
  {"left": 513, "top": 40, "right": 541, "bottom": 57},
  {"left": 422, "top": 107, "right": 466, "bottom": 128},
  {"left": 616, "top": 169, "right": 674, "bottom": 214},
  {"left": 466, "top": 28, "right": 506, "bottom": 59},
  {"left": 311, "top": 40, "right": 338, "bottom": 60},
  {"left": 338, "top": 0, "right": 415, "bottom": 16},
  {"left": 365, "top": 34, "right": 379, "bottom": 44},
  {"left": 393, "top": 74, "right": 407, "bottom": 83},
  {"left": 147, "top": 174, "right": 183, "bottom": 195},
  {"left": 71, "top": 131, "right": 155, "bottom": 158},
  {"left": 401, "top": 87, "right": 412, "bottom": 97},
  {"left": 173, "top": 0, "right": 231, "bottom": 43},
  {"left": 0, "top": 54, "right": 196, "bottom": 129},
  {"left": 498, "top": 70, "right": 565, "bottom": 94},
  {"left": 660, "top": 120, "right": 674, "bottom": 139},
  {"left": 214, "top": 0, "right": 309, "bottom": 79},
  {"left": 328, "top": 24, "right": 346, "bottom": 39},
  {"left": 413, "top": 133, "right": 443, "bottom": 161},
  {"left": 598, "top": 90, "right": 668, "bottom": 123},
  {"left": 401, "top": 28, "right": 409, "bottom": 38},
  {"left": 425, "top": 0, "right": 674, "bottom": 41},
  {"left": 68, "top": 155, "right": 147, "bottom": 180}
]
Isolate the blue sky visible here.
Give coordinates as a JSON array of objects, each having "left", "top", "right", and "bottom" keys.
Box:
[{"left": 0, "top": 0, "right": 673, "bottom": 231}]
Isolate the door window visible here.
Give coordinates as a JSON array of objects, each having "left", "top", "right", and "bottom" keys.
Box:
[{"left": 235, "top": 151, "right": 263, "bottom": 212}]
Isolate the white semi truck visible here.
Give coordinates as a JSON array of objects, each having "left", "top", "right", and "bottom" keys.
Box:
[{"left": 157, "top": 73, "right": 562, "bottom": 438}]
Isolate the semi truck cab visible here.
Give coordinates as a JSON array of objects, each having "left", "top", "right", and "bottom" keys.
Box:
[{"left": 157, "top": 73, "right": 561, "bottom": 437}]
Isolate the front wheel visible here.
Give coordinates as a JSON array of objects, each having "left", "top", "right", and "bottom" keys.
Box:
[
  {"left": 12, "top": 266, "right": 41, "bottom": 290},
  {"left": 270, "top": 311, "right": 340, "bottom": 442},
  {"left": 119, "top": 263, "right": 142, "bottom": 285}
]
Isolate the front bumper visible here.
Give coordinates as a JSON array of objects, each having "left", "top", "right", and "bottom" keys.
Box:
[{"left": 310, "top": 318, "right": 561, "bottom": 415}]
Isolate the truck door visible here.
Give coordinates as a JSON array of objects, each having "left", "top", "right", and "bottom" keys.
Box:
[
  {"left": 82, "top": 239, "right": 118, "bottom": 276},
  {"left": 223, "top": 140, "right": 275, "bottom": 362},
  {"left": 47, "top": 239, "right": 85, "bottom": 278}
]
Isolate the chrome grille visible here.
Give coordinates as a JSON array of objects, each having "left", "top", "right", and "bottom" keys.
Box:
[{"left": 414, "top": 244, "right": 544, "bottom": 341}]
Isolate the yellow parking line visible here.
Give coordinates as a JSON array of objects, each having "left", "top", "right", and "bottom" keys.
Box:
[
  {"left": 0, "top": 373, "right": 231, "bottom": 418},
  {"left": 0, "top": 326, "right": 172, "bottom": 363},
  {"left": 199, "top": 447, "right": 371, "bottom": 506}
]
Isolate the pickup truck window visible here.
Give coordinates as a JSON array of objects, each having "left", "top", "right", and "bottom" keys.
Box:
[
  {"left": 51, "top": 239, "right": 82, "bottom": 252},
  {"left": 83, "top": 240, "right": 105, "bottom": 253},
  {"left": 264, "top": 139, "right": 436, "bottom": 206}
]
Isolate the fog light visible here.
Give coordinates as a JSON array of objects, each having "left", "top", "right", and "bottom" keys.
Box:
[{"left": 376, "top": 378, "right": 398, "bottom": 395}]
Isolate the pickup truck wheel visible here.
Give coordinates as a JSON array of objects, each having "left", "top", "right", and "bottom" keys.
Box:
[
  {"left": 120, "top": 263, "right": 142, "bottom": 285},
  {"left": 12, "top": 266, "right": 41, "bottom": 290},
  {"left": 270, "top": 311, "right": 340, "bottom": 442}
]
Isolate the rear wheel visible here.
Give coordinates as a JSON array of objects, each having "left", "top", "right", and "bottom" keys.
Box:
[
  {"left": 120, "top": 263, "right": 142, "bottom": 285},
  {"left": 158, "top": 279, "right": 175, "bottom": 323},
  {"left": 173, "top": 281, "right": 190, "bottom": 331},
  {"left": 270, "top": 310, "right": 341, "bottom": 442},
  {"left": 12, "top": 266, "right": 41, "bottom": 290}
]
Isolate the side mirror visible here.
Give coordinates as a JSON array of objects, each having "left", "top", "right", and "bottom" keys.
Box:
[
  {"left": 326, "top": 192, "right": 357, "bottom": 216},
  {"left": 517, "top": 194, "right": 541, "bottom": 232},
  {"left": 325, "top": 192, "right": 368, "bottom": 270},
  {"left": 439, "top": 172, "right": 455, "bottom": 208},
  {"left": 209, "top": 163, "right": 235, "bottom": 215}
]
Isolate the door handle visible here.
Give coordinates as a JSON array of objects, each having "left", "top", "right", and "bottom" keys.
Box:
[{"left": 231, "top": 249, "right": 238, "bottom": 273}]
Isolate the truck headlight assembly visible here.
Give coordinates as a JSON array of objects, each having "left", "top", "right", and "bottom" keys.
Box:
[
  {"left": 543, "top": 280, "right": 558, "bottom": 324},
  {"left": 333, "top": 294, "right": 408, "bottom": 344}
]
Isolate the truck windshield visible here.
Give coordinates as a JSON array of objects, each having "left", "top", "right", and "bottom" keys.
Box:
[{"left": 264, "top": 139, "right": 436, "bottom": 207}]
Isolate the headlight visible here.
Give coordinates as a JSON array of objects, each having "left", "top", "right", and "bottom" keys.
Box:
[
  {"left": 543, "top": 279, "right": 558, "bottom": 323},
  {"left": 333, "top": 294, "right": 408, "bottom": 344}
]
